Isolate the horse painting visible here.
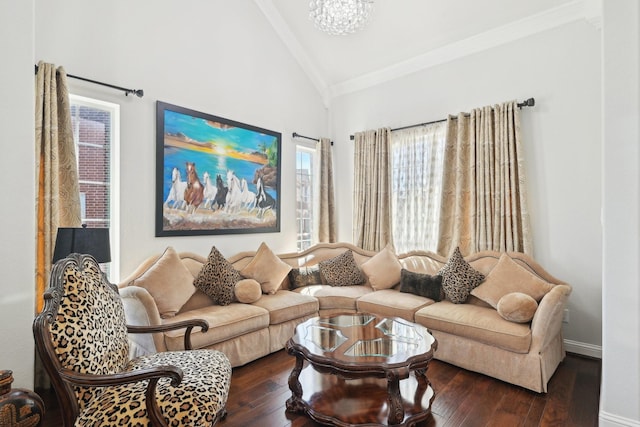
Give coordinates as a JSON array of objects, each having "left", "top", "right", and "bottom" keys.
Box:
[
  {"left": 255, "top": 176, "right": 276, "bottom": 219},
  {"left": 212, "top": 174, "right": 228, "bottom": 210},
  {"left": 240, "top": 178, "right": 256, "bottom": 211},
  {"left": 164, "top": 167, "right": 187, "bottom": 209},
  {"left": 184, "top": 162, "right": 204, "bottom": 213},
  {"left": 225, "top": 170, "right": 243, "bottom": 214},
  {"left": 202, "top": 171, "right": 217, "bottom": 209}
]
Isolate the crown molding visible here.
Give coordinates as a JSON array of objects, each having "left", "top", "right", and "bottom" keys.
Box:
[
  {"left": 255, "top": 0, "right": 601, "bottom": 105},
  {"left": 330, "top": 0, "right": 598, "bottom": 99},
  {"left": 253, "top": 0, "right": 330, "bottom": 107}
]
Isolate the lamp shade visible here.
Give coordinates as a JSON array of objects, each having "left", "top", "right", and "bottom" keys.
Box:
[{"left": 53, "top": 226, "right": 111, "bottom": 263}]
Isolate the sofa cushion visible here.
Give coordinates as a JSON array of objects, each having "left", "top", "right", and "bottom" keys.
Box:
[
  {"left": 399, "top": 269, "right": 443, "bottom": 301},
  {"left": 295, "top": 285, "right": 372, "bottom": 311},
  {"left": 288, "top": 265, "right": 323, "bottom": 289},
  {"left": 415, "top": 301, "right": 531, "bottom": 353},
  {"left": 319, "top": 250, "right": 366, "bottom": 286},
  {"left": 360, "top": 245, "right": 402, "bottom": 290},
  {"left": 357, "top": 289, "right": 435, "bottom": 322},
  {"left": 234, "top": 279, "right": 262, "bottom": 304},
  {"left": 129, "top": 246, "right": 196, "bottom": 318},
  {"left": 471, "top": 253, "right": 553, "bottom": 308},
  {"left": 240, "top": 242, "right": 292, "bottom": 295},
  {"left": 439, "top": 247, "right": 485, "bottom": 304},
  {"left": 497, "top": 292, "right": 538, "bottom": 323},
  {"left": 164, "top": 303, "right": 269, "bottom": 350},
  {"left": 194, "top": 246, "right": 241, "bottom": 306},
  {"left": 251, "top": 290, "right": 319, "bottom": 325}
]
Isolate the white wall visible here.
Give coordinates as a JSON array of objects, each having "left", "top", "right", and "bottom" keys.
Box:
[
  {"left": 0, "top": 0, "right": 35, "bottom": 389},
  {"left": 330, "top": 20, "right": 603, "bottom": 351},
  {"left": 600, "top": 1, "right": 640, "bottom": 425},
  {"left": 34, "top": 0, "right": 328, "bottom": 277}
]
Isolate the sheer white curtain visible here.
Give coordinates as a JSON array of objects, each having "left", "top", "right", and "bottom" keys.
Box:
[{"left": 391, "top": 122, "right": 447, "bottom": 253}]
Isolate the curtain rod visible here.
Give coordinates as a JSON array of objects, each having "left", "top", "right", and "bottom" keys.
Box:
[
  {"left": 34, "top": 64, "right": 144, "bottom": 98},
  {"left": 349, "top": 98, "right": 535, "bottom": 140},
  {"left": 292, "top": 132, "right": 333, "bottom": 146}
]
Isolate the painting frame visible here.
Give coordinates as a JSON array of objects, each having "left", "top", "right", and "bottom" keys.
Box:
[{"left": 155, "top": 101, "right": 282, "bottom": 237}]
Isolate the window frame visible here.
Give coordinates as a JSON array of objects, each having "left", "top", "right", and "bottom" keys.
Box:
[
  {"left": 69, "top": 94, "right": 120, "bottom": 280},
  {"left": 295, "top": 142, "right": 318, "bottom": 252}
]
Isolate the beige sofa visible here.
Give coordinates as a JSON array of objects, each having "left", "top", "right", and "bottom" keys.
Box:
[{"left": 118, "top": 242, "right": 571, "bottom": 393}]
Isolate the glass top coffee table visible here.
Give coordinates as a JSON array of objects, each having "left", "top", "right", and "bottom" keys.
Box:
[{"left": 285, "top": 313, "right": 437, "bottom": 426}]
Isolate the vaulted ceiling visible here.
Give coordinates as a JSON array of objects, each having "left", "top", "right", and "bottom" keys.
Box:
[{"left": 254, "top": 0, "right": 599, "bottom": 104}]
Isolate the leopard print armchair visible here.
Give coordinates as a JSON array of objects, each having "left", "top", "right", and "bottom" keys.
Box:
[{"left": 33, "top": 253, "right": 231, "bottom": 427}]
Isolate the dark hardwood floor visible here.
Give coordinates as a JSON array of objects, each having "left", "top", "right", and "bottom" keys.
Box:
[{"left": 38, "top": 350, "right": 600, "bottom": 427}]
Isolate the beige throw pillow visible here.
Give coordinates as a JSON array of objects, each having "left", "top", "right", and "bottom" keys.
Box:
[
  {"left": 240, "top": 242, "right": 291, "bottom": 294},
  {"left": 471, "top": 253, "right": 553, "bottom": 308},
  {"left": 361, "top": 245, "right": 402, "bottom": 290},
  {"left": 129, "top": 247, "right": 196, "bottom": 318},
  {"left": 234, "top": 279, "right": 262, "bottom": 303},
  {"left": 497, "top": 292, "right": 538, "bottom": 323}
]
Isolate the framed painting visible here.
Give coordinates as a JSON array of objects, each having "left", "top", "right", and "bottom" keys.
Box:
[{"left": 156, "top": 101, "right": 281, "bottom": 236}]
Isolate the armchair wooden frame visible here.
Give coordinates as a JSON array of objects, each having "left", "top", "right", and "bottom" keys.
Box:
[{"left": 33, "top": 254, "right": 212, "bottom": 427}]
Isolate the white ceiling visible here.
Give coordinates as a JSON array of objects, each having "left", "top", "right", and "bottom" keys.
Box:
[{"left": 255, "top": 0, "right": 598, "bottom": 104}]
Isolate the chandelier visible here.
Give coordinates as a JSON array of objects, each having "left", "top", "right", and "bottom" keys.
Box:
[{"left": 309, "top": 0, "right": 374, "bottom": 36}]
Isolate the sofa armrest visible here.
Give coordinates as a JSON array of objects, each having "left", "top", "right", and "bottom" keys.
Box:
[
  {"left": 530, "top": 284, "right": 572, "bottom": 353},
  {"left": 128, "top": 319, "right": 209, "bottom": 351},
  {"left": 119, "top": 285, "right": 167, "bottom": 354}
]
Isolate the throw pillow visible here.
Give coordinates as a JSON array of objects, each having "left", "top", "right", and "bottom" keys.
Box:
[
  {"left": 438, "top": 247, "right": 485, "bottom": 304},
  {"left": 360, "top": 245, "right": 402, "bottom": 290},
  {"left": 497, "top": 292, "right": 538, "bottom": 323},
  {"left": 470, "top": 253, "right": 553, "bottom": 308},
  {"left": 288, "top": 265, "right": 323, "bottom": 289},
  {"left": 234, "top": 279, "right": 262, "bottom": 303},
  {"left": 398, "top": 269, "right": 443, "bottom": 301},
  {"left": 240, "top": 242, "right": 292, "bottom": 294},
  {"left": 129, "top": 246, "right": 196, "bottom": 319},
  {"left": 193, "top": 246, "right": 241, "bottom": 306},
  {"left": 318, "top": 250, "right": 366, "bottom": 286}
]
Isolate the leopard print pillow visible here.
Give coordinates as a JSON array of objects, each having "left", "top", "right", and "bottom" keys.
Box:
[
  {"left": 193, "top": 246, "right": 241, "bottom": 305},
  {"left": 438, "top": 247, "right": 485, "bottom": 304},
  {"left": 318, "top": 250, "right": 366, "bottom": 286}
]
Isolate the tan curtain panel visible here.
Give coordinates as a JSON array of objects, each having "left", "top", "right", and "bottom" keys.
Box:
[
  {"left": 437, "top": 100, "right": 531, "bottom": 256},
  {"left": 317, "top": 137, "right": 336, "bottom": 243},
  {"left": 353, "top": 128, "right": 393, "bottom": 251},
  {"left": 35, "top": 61, "right": 82, "bottom": 313}
]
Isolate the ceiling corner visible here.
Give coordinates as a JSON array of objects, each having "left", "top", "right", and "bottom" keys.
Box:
[{"left": 254, "top": 0, "right": 330, "bottom": 107}]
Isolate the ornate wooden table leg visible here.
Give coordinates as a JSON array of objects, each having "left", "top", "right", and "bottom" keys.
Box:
[
  {"left": 413, "top": 367, "right": 428, "bottom": 405},
  {"left": 386, "top": 370, "right": 404, "bottom": 425},
  {"left": 285, "top": 351, "right": 305, "bottom": 413}
]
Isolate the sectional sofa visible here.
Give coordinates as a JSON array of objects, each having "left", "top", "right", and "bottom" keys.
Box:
[{"left": 118, "top": 242, "right": 571, "bottom": 393}]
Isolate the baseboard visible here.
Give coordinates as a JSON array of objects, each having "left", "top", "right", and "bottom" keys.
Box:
[
  {"left": 564, "top": 339, "right": 602, "bottom": 359},
  {"left": 599, "top": 410, "right": 640, "bottom": 427}
]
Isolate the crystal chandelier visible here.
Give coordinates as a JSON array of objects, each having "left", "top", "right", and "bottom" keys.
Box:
[{"left": 309, "top": 0, "right": 374, "bottom": 36}]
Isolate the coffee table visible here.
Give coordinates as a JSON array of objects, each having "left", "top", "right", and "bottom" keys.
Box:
[{"left": 285, "top": 313, "right": 437, "bottom": 426}]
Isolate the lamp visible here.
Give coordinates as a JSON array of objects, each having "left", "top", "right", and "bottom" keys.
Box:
[
  {"left": 52, "top": 225, "right": 111, "bottom": 263},
  {"left": 309, "top": 0, "right": 374, "bottom": 35}
]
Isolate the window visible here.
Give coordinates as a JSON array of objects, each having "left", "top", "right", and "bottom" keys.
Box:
[
  {"left": 69, "top": 95, "right": 120, "bottom": 278},
  {"left": 295, "top": 145, "right": 316, "bottom": 251},
  {"left": 390, "top": 122, "right": 447, "bottom": 253}
]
